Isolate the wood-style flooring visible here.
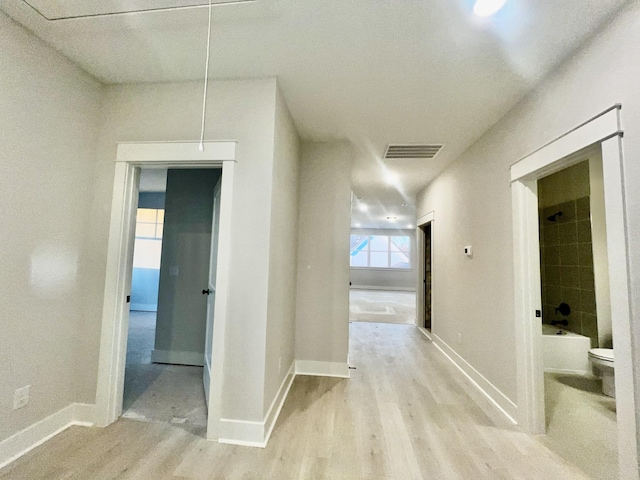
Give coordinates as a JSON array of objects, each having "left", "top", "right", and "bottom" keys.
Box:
[{"left": 0, "top": 322, "right": 593, "bottom": 479}]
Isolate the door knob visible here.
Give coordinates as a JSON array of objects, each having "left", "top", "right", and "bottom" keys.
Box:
[{"left": 202, "top": 288, "right": 212, "bottom": 295}]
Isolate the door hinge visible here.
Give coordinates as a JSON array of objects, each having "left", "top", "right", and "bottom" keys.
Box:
[
  {"left": 535, "top": 310, "right": 541, "bottom": 318},
  {"left": 126, "top": 295, "right": 131, "bottom": 303}
]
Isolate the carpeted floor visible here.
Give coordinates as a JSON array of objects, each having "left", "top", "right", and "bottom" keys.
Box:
[
  {"left": 123, "top": 311, "right": 207, "bottom": 437},
  {"left": 542, "top": 372, "right": 618, "bottom": 480},
  {"left": 349, "top": 289, "right": 416, "bottom": 325}
]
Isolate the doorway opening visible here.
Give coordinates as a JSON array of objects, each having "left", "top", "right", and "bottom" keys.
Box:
[
  {"left": 511, "top": 106, "right": 638, "bottom": 477},
  {"left": 348, "top": 229, "right": 417, "bottom": 325},
  {"left": 416, "top": 210, "right": 434, "bottom": 335},
  {"left": 122, "top": 167, "right": 221, "bottom": 437},
  {"left": 421, "top": 222, "right": 432, "bottom": 330},
  {"left": 535, "top": 147, "right": 617, "bottom": 478},
  {"left": 95, "top": 141, "right": 236, "bottom": 442}
]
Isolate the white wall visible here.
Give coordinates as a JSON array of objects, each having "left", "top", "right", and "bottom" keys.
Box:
[
  {"left": 295, "top": 142, "right": 353, "bottom": 371},
  {"left": 0, "top": 12, "right": 103, "bottom": 442},
  {"left": 264, "top": 88, "right": 300, "bottom": 412},
  {"left": 153, "top": 169, "right": 221, "bottom": 366},
  {"left": 349, "top": 228, "right": 417, "bottom": 291},
  {"left": 416, "top": 0, "right": 640, "bottom": 455},
  {"left": 83, "top": 78, "right": 281, "bottom": 424}
]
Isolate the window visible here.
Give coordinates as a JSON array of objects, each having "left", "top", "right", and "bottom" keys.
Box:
[
  {"left": 350, "top": 235, "right": 411, "bottom": 269},
  {"left": 133, "top": 208, "right": 164, "bottom": 270},
  {"left": 135, "top": 208, "right": 164, "bottom": 239}
]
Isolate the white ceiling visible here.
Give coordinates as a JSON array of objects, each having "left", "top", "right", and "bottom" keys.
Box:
[{"left": 1, "top": 0, "right": 630, "bottom": 227}]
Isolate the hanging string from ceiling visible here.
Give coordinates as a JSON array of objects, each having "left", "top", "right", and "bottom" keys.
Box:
[{"left": 199, "top": 0, "right": 214, "bottom": 152}]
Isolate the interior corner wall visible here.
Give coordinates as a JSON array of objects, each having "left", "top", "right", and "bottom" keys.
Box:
[
  {"left": 295, "top": 142, "right": 353, "bottom": 367},
  {"left": 86, "top": 78, "right": 279, "bottom": 423},
  {"left": 349, "top": 228, "right": 417, "bottom": 291},
  {"left": 415, "top": 1, "right": 640, "bottom": 412},
  {"left": 0, "top": 12, "right": 103, "bottom": 442},
  {"left": 263, "top": 87, "right": 300, "bottom": 414}
]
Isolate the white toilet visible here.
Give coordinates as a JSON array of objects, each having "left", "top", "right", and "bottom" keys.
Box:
[{"left": 588, "top": 348, "right": 615, "bottom": 397}]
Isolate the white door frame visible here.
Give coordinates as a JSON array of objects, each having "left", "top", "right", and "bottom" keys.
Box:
[
  {"left": 511, "top": 105, "right": 639, "bottom": 478},
  {"left": 416, "top": 211, "right": 435, "bottom": 333},
  {"left": 94, "top": 141, "right": 236, "bottom": 442}
]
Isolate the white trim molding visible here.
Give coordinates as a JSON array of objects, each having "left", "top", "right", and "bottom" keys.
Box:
[
  {"left": 116, "top": 141, "right": 236, "bottom": 163},
  {"left": 432, "top": 334, "right": 518, "bottom": 425},
  {"left": 295, "top": 360, "right": 351, "bottom": 378},
  {"left": 95, "top": 141, "right": 237, "bottom": 444},
  {"left": 218, "top": 362, "right": 295, "bottom": 447},
  {"left": 0, "top": 403, "right": 95, "bottom": 470},
  {"left": 417, "top": 210, "right": 435, "bottom": 227},
  {"left": 150, "top": 349, "right": 204, "bottom": 367},
  {"left": 510, "top": 105, "right": 638, "bottom": 479}
]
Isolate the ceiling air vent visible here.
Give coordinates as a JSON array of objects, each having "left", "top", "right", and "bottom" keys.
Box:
[{"left": 384, "top": 144, "right": 443, "bottom": 159}]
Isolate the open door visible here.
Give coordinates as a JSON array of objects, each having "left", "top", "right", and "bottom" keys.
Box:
[
  {"left": 423, "top": 223, "right": 432, "bottom": 329},
  {"left": 203, "top": 175, "right": 222, "bottom": 408}
]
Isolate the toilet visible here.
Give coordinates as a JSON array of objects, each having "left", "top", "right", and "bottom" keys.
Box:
[{"left": 588, "top": 348, "right": 615, "bottom": 397}]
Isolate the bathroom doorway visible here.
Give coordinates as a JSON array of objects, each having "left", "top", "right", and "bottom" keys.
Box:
[
  {"left": 536, "top": 147, "right": 617, "bottom": 479},
  {"left": 510, "top": 106, "right": 637, "bottom": 478}
]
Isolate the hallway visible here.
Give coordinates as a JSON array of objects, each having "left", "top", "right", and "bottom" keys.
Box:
[{"left": 0, "top": 323, "right": 591, "bottom": 479}]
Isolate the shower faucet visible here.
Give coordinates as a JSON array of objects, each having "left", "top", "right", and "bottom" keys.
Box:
[{"left": 555, "top": 302, "right": 571, "bottom": 316}]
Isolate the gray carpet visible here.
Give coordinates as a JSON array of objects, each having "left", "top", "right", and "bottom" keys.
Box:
[{"left": 123, "top": 311, "right": 207, "bottom": 437}]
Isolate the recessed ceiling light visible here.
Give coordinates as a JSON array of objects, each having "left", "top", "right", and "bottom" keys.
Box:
[
  {"left": 473, "top": 0, "right": 507, "bottom": 17},
  {"left": 355, "top": 223, "right": 361, "bottom": 227},
  {"left": 407, "top": 224, "right": 414, "bottom": 229},
  {"left": 387, "top": 216, "right": 397, "bottom": 222},
  {"left": 359, "top": 204, "right": 368, "bottom": 212},
  {"left": 401, "top": 203, "right": 408, "bottom": 207}
]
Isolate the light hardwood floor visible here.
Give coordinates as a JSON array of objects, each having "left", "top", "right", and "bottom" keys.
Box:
[{"left": 0, "top": 323, "right": 594, "bottom": 479}]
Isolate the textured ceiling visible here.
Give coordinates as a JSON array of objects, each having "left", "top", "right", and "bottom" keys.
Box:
[{"left": 1, "top": 0, "right": 631, "bottom": 227}]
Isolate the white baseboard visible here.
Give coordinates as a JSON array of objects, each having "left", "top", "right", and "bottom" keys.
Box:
[
  {"left": 295, "top": 360, "right": 350, "bottom": 378},
  {"left": 544, "top": 367, "right": 591, "bottom": 375},
  {"left": 130, "top": 303, "right": 157, "bottom": 312},
  {"left": 218, "top": 418, "right": 266, "bottom": 448},
  {"left": 0, "top": 403, "right": 95, "bottom": 470},
  {"left": 263, "top": 362, "right": 295, "bottom": 445},
  {"left": 72, "top": 403, "right": 97, "bottom": 425},
  {"left": 432, "top": 334, "right": 518, "bottom": 425},
  {"left": 203, "top": 357, "right": 211, "bottom": 407},
  {"left": 350, "top": 285, "right": 416, "bottom": 292},
  {"left": 417, "top": 326, "right": 432, "bottom": 341},
  {"left": 218, "top": 362, "right": 296, "bottom": 448},
  {"left": 151, "top": 349, "right": 204, "bottom": 367}
]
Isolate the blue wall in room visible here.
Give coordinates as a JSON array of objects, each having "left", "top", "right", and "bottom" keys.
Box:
[
  {"left": 131, "top": 268, "right": 161, "bottom": 311},
  {"left": 131, "top": 192, "right": 165, "bottom": 312}
]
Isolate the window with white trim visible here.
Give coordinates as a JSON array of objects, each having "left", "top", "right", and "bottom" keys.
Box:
[
  {"left": 133, "top": 208, "right": 164, "bottom": 270},
  {"left": 350, "top": 235, "right": 411, "bottom": 269}
]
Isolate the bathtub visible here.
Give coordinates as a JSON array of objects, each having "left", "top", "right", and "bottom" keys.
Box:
[{"left": 541, "top": 324, "right": 592, "bottom": 374}]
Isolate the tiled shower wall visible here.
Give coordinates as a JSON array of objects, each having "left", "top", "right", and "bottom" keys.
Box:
[{"left": 539, "top": 196, "right": 598, "bottom": 347}]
